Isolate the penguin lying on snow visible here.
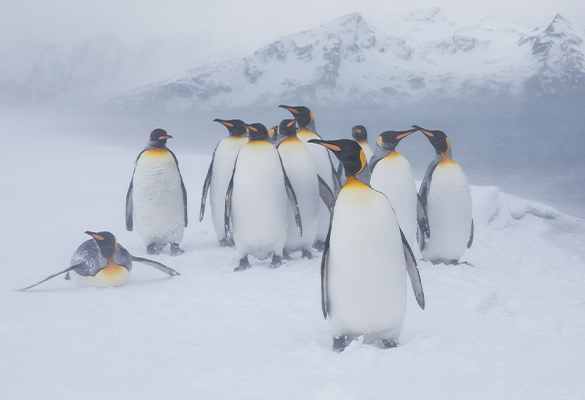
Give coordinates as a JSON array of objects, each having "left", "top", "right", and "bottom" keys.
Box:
[
  {"left": 309, "top": 138, "right": 425, "bottom": 352},
  {"left": 369, "top": 129, "right": 429, "bottom": 250},
  {"left": 17, "top": 231, "right": 179, "bottom": 291},
  {"left": 225, "top": 123, "right": 302, "bottom": 271},
  {"left": 415, "top": 125, "right": 473, "bottom": 265},
  {"left": 126, "top": 129, "right": 188, "bottom": 256},
  {"left": 200, "top": 119, "right": 248, "bottom": 247}
]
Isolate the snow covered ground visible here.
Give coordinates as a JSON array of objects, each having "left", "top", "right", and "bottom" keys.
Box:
[{"left": 1, "top": 130, "right": 584, "bottom": 399}]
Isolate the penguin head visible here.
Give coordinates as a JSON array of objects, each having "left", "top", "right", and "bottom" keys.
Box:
[
  {"left": 267, "top": 126, "right": 278, "bottom": 144},
  {"left": 414, "top": 125, "right": 451, "bottom": 154},
  {"left": 148, "top": 129, "right": 172, "bottom": 148},
  {"left": 245, "top": 123, "right": 270, "bottom": 141},
  {"left": 309, "top": 139, "right": 366, "bottom": 177},
  {"left": 278, "top": 105, "right": 314, "bottom": 128},
  {"left": 278, "top": 119, "right": 298, "bottom": 137},
  {"left": 214, "top": 119, "right": 248, "bottom": 137},
  {"left": 352, "top": 125, "right": 368, "bottom": 142},
  {"left": 85, "top": 231, "right": 117, "bottom": 258},
  {"left": 376, "top": 129, "right": 417, "bottom": 151}
]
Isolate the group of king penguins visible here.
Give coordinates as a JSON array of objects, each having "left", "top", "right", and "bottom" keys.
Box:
[{"left": 19, "top": 104, "right": 473, "bottom": 353}]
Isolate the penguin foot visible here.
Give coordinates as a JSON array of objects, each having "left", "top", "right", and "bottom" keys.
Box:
[
  {"left": 234, "top": 257, "right": 250, "bottom": 272},
  {"left": 270, "top": 255, "right": 283, "bottom": 269},
  {"left": 219, "top": 238, "right": 235, "bottom": 248},
  {"left": 313, "top": 241, "right": 326, "bottom": 252},
  {"left": 282, "top": 249, "right": 292, "bottom": 261},
  {"left": 170, "top": 243, "right": 184, "bottom": 256},
  {"left": 302, "top": 249, "right": 313, "bottom": 259},
  {"left": 147, "top": 244, "right": 164, "bottom": 255},
  {"left": 332, "top": 335, "right": 348, "bottom": 353},
  {"left": 381, "top": 339, "right": 398, "bottom": 349}
]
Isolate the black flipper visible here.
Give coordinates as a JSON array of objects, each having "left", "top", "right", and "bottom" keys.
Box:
[
  {"left": 416, "top": 193, "right": 430, "bottom": 249},
  {"left": 130, "top": 256, "right": 180, "bottom": 276},
  {"left": 321, "top": 222, "right": 333, "bottom": 319},
  {"left": 400, "top": 229, "right": 425, "bottom": 310},
  {"left": 199, "top": 149, "right": 217, "bottom": 222},
  {"left": 224, "top": 167, "right": 236, "bottom": 242},
  {"left": 283, "top": 167, "right": 302, "bottom": 237},
  {"left": 170, "top": 151, "right": 188, "bottom": 227},
  {"left": 317, "top": 174, "right": 335, "bottom": 214},
  {"left": 467, "top": 219, "right": 474, "bottom": 248},
  {"left": 417, "top": 155, "right": 440, "bottom": 251},
  {"left": 16, "top": 264, "right": 84, "bottom": 291},
  {"left": 328, "top": 154, "right": 342, "bottom": 195},
  {"left": 125, "top": 180, "right": 133, "bottom": 231}
]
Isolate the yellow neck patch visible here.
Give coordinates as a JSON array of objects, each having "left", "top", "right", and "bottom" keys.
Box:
[
  {"left": 439, "top": 152, "right": 457, "bottom": 165},
  {"left": 344, "top": 175, "right": 368, "bottom": 190},
  {"left": 99, "top": 258, "right": 127, "bottom": 277},
  {"left": 144, "top": 148, "right": 170, "bottom": 158},
  {"left": 297, "top": 128, "right": 319, "bottom": 140}
]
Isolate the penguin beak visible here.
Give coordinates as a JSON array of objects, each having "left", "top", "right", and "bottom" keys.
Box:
[
  {"left": 413, "top": 125, "right": 433, "bottom": 138},
  {"left": 308, "top": 139, "right": 341, "bottom": 152},
  {"left": 159, "top": 135, "right": 173, "bottom": 140},
  {"left": 85, "top": 231, "right": 104, "bottom": 241},
  {"left": 395, "top": 130, "right": 415, "bottom": 140},
  {"left": 278, "top": 105, "right": 299, "bottom": 114},
  {"left": 214, "top": 119, "right": 234, "bottom": 128}
]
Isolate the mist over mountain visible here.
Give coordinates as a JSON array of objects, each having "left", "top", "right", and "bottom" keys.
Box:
[{"left": 1, "top": 9, "right": 584, "bottom": 217}]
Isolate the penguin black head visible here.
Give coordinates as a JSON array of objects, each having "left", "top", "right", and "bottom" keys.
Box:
[
  {"left": 245, "top": 123, "right": 270, "bottom": 141},
  {"left": 278, "top": 119, "right": 298, "bottom": 137},
  {"left": 309, "top": 139, "right": 366, "bottom": 177},
  {"left": 413, "top": 125, "right": 451, "bottom": 154},
  {"left": 267, "top": 126, "right": 278, "bottom": 144},
  {"left": 376, "top": 129, "right": 417, "bottom": 152},
  {"left": 278, "top": 105, "right": 314, "bottom": 128},
  {"left": 214, "top": 119, "right": 248, "bottom": 137},
  {"left": 352, "top": 125, "right": 368, "bottom": 142},
  {"left": 149, "top": 129, "right": 172, "bottom": 148},
  {"left": 85, "top": 231, "right": 117, "bottom": 258}
]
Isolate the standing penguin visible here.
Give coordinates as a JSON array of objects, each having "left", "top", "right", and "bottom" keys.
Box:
[
  {"left": 200, "top": 119, "right": 248, "bottom": 247},
  {"left": 225, "top": 123, "right": 302, "bottom": 271},
  {"left": 17, "top": 231, "right": 179, "bottom": 291},
  {"left": 415, "top": 125, "right": 473, "bottom": 264},
  {"left": 309, "top": 138, "right": 425, "bottom": 352},
  {"left": 351, "top": 125, "right": 373, "bottom": 161},
  {"left": 277, "top": 119, "right": 334, "bottom": 260},
  {"left": 126, "top": 129, "right": 188, "bottom": 256},
  {"left": 370, "top": 129, "right": 429, "bottom": 249},
  {"left": 279, "top": 105, "right": 340, "bottom": 250}
]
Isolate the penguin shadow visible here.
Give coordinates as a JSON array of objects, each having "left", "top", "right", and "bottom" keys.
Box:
[{"left": 419, "top": 258, "right": 475, "bottom": 267}]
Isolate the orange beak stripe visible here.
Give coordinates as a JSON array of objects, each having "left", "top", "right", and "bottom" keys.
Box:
[
  {"left": 421, "top": 129, "right": 434, "bottom": 138},
  {"left": 354, "top": 128, "right": 361, "bottom": 134},
  {"left": 247, "top": 126, "right": 258, "bottom": 132},
  {"left": 90, "top": 234, "right": 104, "bottom": 241},
  {"left": 159, "top": 136, "right": 169, "bottom": 140},
  {"left": 287, "top": 120, "right": 295, "bottom": 127},
  {"left": 285, "top": 107, "right": 299, "bottom": 114},
  {"left": 320, "top": 143, "right": 341, "bottom": 151},
  {"left": 220, "top": 121, "right": 234, "bottom": 128},
  {"left": 396, "top": 130, "right": 414, "bottom": 140}
]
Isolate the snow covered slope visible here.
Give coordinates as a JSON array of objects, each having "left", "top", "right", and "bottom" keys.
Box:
[
  {"left": 108, "top": 9, "right": 585, "bottom": 112},
  {"left": 1, "top": 132, "right": 584, "bottom": 399}
]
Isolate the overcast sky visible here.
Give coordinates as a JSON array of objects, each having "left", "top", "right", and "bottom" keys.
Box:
[{"left": 2, "top": 0, "right": 584, "bottom": 60}]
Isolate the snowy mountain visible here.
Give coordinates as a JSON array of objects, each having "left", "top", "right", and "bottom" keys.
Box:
[{"left": 108, "top": 9, "right": 585, "bottom": 113}]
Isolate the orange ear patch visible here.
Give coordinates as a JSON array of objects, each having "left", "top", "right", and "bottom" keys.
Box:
[
  {"left": 376, "top": 136, "right": 383, "bottom": 147},
  {"left": 320, "top": 143, "right": 341, "bottom": 151}
]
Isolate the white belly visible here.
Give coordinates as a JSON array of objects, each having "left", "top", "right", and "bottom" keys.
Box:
[
  {"left": 327, "top": 183, "right": 407, "bottom": 341},
  {"left": 370, "top": 153, "right": 418, "bottom": 249},
  {"left": 423, "top": 162, "right": 472, "bottom": 262},
  {"left": 132, "top": 150, "right": 185, "bottom": 245},
  {"left": 278, "top": 139, "right": 319, "bottom": 252},
  {"left": 210, "top": 137, "right": 248, "bottom": 240},
  {"left": 298, "top": 130, "right": 335, "bottom": 242},
  {"left": 231, "top": 142, "right": 288, "bottom": 259}
]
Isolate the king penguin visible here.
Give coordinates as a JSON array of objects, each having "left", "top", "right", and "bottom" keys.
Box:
[
  {"left": 279, "top": 105, "right": 340, "bottom": 250},
  {"left": 369, "top": 129, "right": 429, "bottom": 250},
  {"left": 277, "top": 119, "right": 335, "bottom": 260},
  {"left": 126, "top": 129, "right": 188, "bottom": 256},
  {"left": 415, "top": 125, "right": 473, "bottom": 264},
  {"left": 351, "top": 125, "right": 373, "bottom": 161},
  {"left": 309, "top": 138, "right": 425, "bottom": 352},
  {"left": 200, "top": 119, "right": 248, "bottom": 247},
  {"left": 17, "top": 231, "right": 180, "bottom": 291},
  {"left": 225, "top": 123, "right": 302, "bottom": 271}
]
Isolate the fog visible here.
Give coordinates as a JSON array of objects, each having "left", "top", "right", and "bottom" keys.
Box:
[{"left": 1, "top": 3, "right": 584, "bottom": 218}]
